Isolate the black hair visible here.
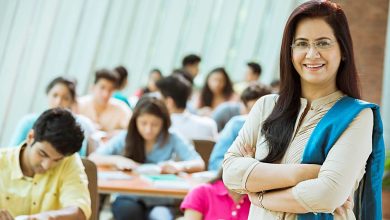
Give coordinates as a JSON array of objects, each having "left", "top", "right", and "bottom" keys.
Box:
[
  {"left": 240, "top": 83, "right": 272, "bottom": 107},
  {"left": 33, "top": 108, "right": 84, "bottom": 156},
  {"left": 156, "top": 75, "right": 192, "bottom": 109},
  {"left": 124, "top": 96, "right": 171, "bottom": 163},
  {"left": 94, "top": 69, "right": 119, "bottom": 86},
  {"left": 172, "top": 68, "right": 194, "bottom": 85},
  {"left": 261, "top": 0, "right": 360, "bottom": 163},
  {"left": 114, "top": 66, "right": 129, "bottom": 89},
  {"left": 46, "top": 77, "right": 77, "bottom": 101},
  {"left": 199, "top": 67, "right": 234, "bottom": 108},
  {"left": 182, "top": 54, "right": 201, "bottom": 67},
  {"left": 247, "top": 62, "right": 262, "bottom": 76}
]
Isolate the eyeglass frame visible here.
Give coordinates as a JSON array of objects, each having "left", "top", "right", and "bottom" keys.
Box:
[{"left": 290, "top": 38, "right": 337, "bottom": 52}]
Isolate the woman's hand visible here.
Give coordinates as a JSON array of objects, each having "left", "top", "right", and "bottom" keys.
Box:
[
  {"left": 334, "top": 195, "right": 353, "bottom": 215},
  {"left": 238, "top": 144, "right": 256, "bottom": 158},
  {"left": 115, "top": 157, "right": 139, "bottom": 170}
]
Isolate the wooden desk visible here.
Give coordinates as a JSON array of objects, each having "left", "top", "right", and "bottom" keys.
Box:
[{"left": 98, "top": 170, "right": 200, "bottom": 199}]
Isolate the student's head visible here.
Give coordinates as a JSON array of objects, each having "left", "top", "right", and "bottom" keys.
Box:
[
  {"left": 46, "top": 77, "right": 77, "bottom": 109},
  {"left": 156, "top": 75, "right": 192, "bottom": 112},
  {"left": 280, "top": 0, "right": 360, "bottom": 98},
  {"left": 145, "top": 69, "right": 163, "bottom": 93},
  {"left": 240, "top": 84, "right": 272, "bottom": 113},
  {"left": 92, "top": 69, "right": 119, "bottom": 105},
  {"left": 114, "top": 66, "right": 129, "bottom": 90},
  {"left": 172, "top": 68, "right": 194, "bottom": 86},
  {"left": 200, "top": 67, "right": 234, "bottom": 107},
  {"left": 25, "top": 108, "right": 84, "bottom": 174},
  {"left": 261, "top": 0, "right": 360, "bottom": 164},
  {"left": 182, "top": 54, "right": 201, "bottom": 78},
  {"left": 245, "top": 62, "right": 262, "bottom": 82},
  {"left": 124, "top": 96, "right": 171, "bottom": 163}
]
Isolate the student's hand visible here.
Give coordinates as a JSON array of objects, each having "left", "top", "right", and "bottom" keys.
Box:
[
  {"left": 0, "top": 209, "right": 14, "bottom": 220},
  {"left": 159, "top": 161, "right": 183, "bottom": 174},
  {"left": 115, "top": 157, "right": 139, "bottom": 170},
  {"left": 238, "top": 144, "right": 256, "bottom": 158},
  {"left": 334, "top": 195, "right": 354, "bottom": 216}
]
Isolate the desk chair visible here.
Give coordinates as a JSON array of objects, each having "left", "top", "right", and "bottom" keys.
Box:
[
  {"left": 192, "top": 139, "right": 215, "bottom": 168},
  {"left": 82, "top": 158, "right": 99, "bottom": 220}
]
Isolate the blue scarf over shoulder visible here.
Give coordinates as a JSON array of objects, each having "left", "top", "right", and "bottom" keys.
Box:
[{"left": 298, "top": 96, "right": 385, "bottom": 220}]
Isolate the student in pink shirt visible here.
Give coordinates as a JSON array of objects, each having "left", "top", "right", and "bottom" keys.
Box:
[{"left": 180, "top": 170, "right": 250, "bottom": 220}]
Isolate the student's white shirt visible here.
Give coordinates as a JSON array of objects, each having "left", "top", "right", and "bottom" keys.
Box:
[{"left": 170, "top": 111, "right": 218, "bottom": 141}]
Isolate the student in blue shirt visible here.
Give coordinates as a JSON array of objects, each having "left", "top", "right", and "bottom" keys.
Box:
[
  {"left": 89, "top": 96, "right": 204, "bottom": 220},
  {"left": 9, "top": 77, "right": 96, "bottom": 156},
  {"left": 208, "top": 83, "right": 271, "bottom": 171}
]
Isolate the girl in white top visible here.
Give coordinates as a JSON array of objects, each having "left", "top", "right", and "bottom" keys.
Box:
[{"left": 223, "top": 1, "right": 374, "bottom": 219}]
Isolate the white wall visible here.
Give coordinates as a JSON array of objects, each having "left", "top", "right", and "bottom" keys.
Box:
[{"left": 0, "top": 0, "right": 305, "bottom": 146}]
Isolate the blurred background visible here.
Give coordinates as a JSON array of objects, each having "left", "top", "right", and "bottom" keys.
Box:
[{"left": 0, "top": 0, "right": 389, "bottom": 149}]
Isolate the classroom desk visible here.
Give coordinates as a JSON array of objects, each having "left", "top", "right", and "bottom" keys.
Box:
[{"left": 98, "top": 169, "right": 202, "bottom": 199}]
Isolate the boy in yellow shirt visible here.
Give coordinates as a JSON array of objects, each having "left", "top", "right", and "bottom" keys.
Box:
[{"left": 0, "top": 108, "right": 91, "bottom": 220}]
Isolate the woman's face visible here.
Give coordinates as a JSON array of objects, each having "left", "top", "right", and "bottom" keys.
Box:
[
  {"left": 292, "top": 18, "right": 341, "bottom": 90},
  {"left": 136, "top": 113, "right": 163, "bottom": 142},
  {"left": 47, "top": 83, "right": 74, "bottom": 109},
  {"left": 207, "top": 71, "right": 226, "bottom": 94}
]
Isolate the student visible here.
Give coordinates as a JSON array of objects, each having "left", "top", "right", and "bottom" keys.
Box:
[
  {"left": 197, "top": 67, "right": 237, "bottom": 116},
  {"left": 134, "top": 68, "right": 163, "bottom": 99},
  {"left": 89, "top": 96, "right": 205, "bottom": 220},
  {"left": 223, "top": 0, "right": 384, "bottom": 219},
  {"left": 112, "top": 65, "right": 131, "bottom": 107},
  {"left": 181, "top": 170, "right": 250, "bottom": 220},
  {"left": 77, "top": 69, "right": 132, "bottom": 139},
  {"left": 182, "top": 54, "right": 201, "bottom": 80},
  {"left": 156, "top": 75, "right": 218, "bottom": 141},
  {"left": 234, "top": 62, "right": 262, "bottom": 94},
  {"left": 9, "top": 76, "right": 96, "bottom": 156},
  {"left": 208, "top": 84, "right": 271, "bottom": 171},
  {"left": 0, "top": 108, "right": 90, "bottom": 219}
]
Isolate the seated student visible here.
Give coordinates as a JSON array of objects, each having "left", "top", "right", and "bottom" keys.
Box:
[
  {"left": 112, "top": 65, "right": 131, "bottom": 107},
  {"left": 180, "top": 169, "right": 250, "bottom": 220},
  {"left": 0, "top": 108, "right": 91, "bottom": 219},
  {"left": 89, "top": 96, "right": 205, "bottom": 220},
  {"left": 9, "top": 76, "right": 96, "bottom": 156},
  {"left": 76, "top": 69, "right": 132, "bottom": 140},
  {"left": 156, "top": 75, "right": 218, "bottom": 141},
  {"left": 133, "top": 68, "right": 163, "bottom": 99},
  {"left": 196, "top": 67, "right": 238, "bottom": 117},
  {"left": 181, "top": 54, "right": 202, "bottom": 80},
  {"left": 208, "top": 84, "right": 272, "bottom": 171},
  {"left": 234, "top": 62, "right": 262, "bottom": 94}
]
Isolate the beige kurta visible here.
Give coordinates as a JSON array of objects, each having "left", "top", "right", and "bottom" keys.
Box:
[{"left": 223, "top": 91, "right": 373, "bottom": 220}]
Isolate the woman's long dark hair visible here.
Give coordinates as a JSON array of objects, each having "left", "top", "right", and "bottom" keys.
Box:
[
  {"left": 261, "top": 0, "right": 361, "bottom": 163},
  {"left": 124, "top": 96, "right": 171, "bottom": 163},
  {"left": 199, "top": 67, "right": 234, "bottom": 108}
]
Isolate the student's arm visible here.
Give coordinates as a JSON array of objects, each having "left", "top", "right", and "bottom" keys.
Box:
[
  {"left": 162, "top": 133, "right": 205, "bottom": 174},
  {"left": 183, "top": 209, "right": 203, "bottom": 220},
  {"left": 208, "top": 116, "right": 244, "bottom": 171},
  {"left": 88, "top": 131, "right": 139, "bottom": 170},
  {"left": 16, "top": 207, "right": 85, "bottom": 220},
  {"left": 180, "top": 184, "right": 207, "bottom": 220},
  {"left": 0, "top": 209, "right": 14, "bottom": 220},
  {"left": 223, "top": 96, "right": 320, "bottom": 193},
  {"left": 57, "top": 155, "right": 91, "bottom": 220}
]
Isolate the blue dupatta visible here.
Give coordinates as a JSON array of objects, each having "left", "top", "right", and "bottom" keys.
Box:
[{"left": 298, "top": 96, "right": 385, "bottom": 220}]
